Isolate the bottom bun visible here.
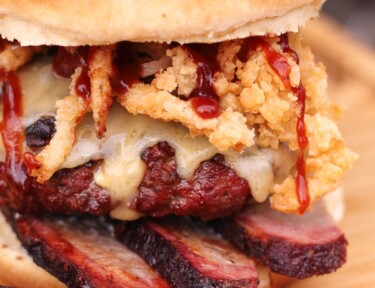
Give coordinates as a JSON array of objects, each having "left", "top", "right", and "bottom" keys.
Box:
[
  {"left": 257, "top": 265, "right": 293, "bottom": 288},
  {"left": 323, "top": 187, "right": 345, "bottom": 223},
  {"left": 0, "top": 212, "right": 65, "bottom": 288}
]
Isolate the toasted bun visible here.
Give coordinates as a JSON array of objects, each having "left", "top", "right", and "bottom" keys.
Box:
[
  {"left": 0, "top": 0, "right": 324, "bottom": 46},
  {"left": 323, "top": 186, "right": 345, "bottom": 223},
  {"left": 0, "top": 213, "right": 65, "bottom": 288}
]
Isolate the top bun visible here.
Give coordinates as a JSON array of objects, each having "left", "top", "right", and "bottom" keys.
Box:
[{"left": 0, "top": 0, "right": 324, "bottom": 46}]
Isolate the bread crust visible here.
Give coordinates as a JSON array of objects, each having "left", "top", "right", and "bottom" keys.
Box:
[
  {"left": 0, "top": 0, "right": 324, "bottom": 46},
  {"left": 0, "top": 213, "right": 65, "bottom": 288}
]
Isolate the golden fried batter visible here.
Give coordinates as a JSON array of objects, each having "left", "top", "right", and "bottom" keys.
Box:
[{"left": 0, "top": 41, "right": 42, "bottom": 71}]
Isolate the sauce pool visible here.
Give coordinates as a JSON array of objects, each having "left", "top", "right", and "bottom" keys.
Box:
[{"left": 53, "top": 47, "right": 91, "bottom": 101}]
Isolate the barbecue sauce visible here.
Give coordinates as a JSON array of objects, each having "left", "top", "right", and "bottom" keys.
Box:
[
  {"left": 0, "top": 71, "right": 31, "bottom": 193},
  {"left": 0, "top": 37, "right": 7, "bottom": 53},
  {"left": 183, "top": 44, "right": 221, "bottom": 119},
  {"left": 279, "top": 35, "right": 310, "bottom": 214},
  {"left": 239, "top": 35, "right": 310, "bottom": 213},
  {"left": 111, "top": 42, "right": 143, "bottom": 95},
  {"left": 53, "top": 47, "right": 91, "bottom": 101}
]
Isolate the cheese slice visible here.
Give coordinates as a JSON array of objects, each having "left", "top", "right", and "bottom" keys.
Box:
[{"left": 0, "top": 58, "right": 296, "bottom": 220}]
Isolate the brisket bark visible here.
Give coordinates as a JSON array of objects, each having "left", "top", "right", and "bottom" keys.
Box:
[
  {"left": 115, "top": 217, "right": 259, "bottom": 288},
  {"left": 211, "top": 201, "right": 347, "bottom": 279},
  {"left": 8, "top": 212, "right": 169, "bottom": 288}
]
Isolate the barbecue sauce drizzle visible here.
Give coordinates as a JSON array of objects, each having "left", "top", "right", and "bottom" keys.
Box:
[
  {"left": 0, "top": 37, "right": 7, "bottom": 53},
  {"left": 53, "top": 47, "right": 91, "bottom": 101},
  {"left": 111, "top": 42, "right": 142, "bottom": 95},
  {"left": 183, "top": 44, "right": 221, "bottom": 119},
  {"left": 239, "top": 34, "right": 310, "bottom": 213},
  {"left": 0, "top": 71, "right": 31, "bottom": 194}
]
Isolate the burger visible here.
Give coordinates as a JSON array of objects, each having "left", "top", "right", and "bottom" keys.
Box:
[{"left": 0, "top": 0, "right": 357, "bottom": 287}]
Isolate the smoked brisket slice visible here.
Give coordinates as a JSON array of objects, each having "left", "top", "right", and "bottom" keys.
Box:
[
  {"left": 115, "top": 217, "right": 259, "bottom": 288},
  {"left": 211, "top": 202, "right": 347, "bottom": 279},
  {"left": 7, "top": 211, "right": 169, "bottom": 288}
]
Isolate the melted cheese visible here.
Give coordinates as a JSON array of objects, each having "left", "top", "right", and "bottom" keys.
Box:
[{"left": 0, "top": 59, "right": 297, "bottom": 220}]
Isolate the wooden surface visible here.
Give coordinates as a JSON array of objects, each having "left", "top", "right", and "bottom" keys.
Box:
[{"left": 289, "top": 17, "right": 375, "bottom": 288}]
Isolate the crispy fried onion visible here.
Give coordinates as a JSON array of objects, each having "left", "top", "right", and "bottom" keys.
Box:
[
  {"left": 30, "top": 68, "right": 89, "bottom": 183},
  {"left": 31, "top": 46, "right": 114, "bottom": 183},
  {"left": 117, "top": 84, "right": 254, "bottom": 152},
  {"left": 88, "top": 46, "right": 114, "bottom": 138},
  {"left": 117, "top": 46, "right": 255, "bottom": 151},
  {"left": 133, "top": 43, "right": 172, "bottom": 77},
  {"left": 0, "top": 40, "right": 43, "bottom": 71}
]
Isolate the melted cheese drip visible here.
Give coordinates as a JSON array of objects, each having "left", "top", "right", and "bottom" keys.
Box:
[{"left": 0, "top": 59, "right": 296, "bottom": 220}]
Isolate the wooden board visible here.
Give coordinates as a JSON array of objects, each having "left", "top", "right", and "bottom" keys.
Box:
[{"left": 289, "top": 17, "right": 375, "bottom": 288}]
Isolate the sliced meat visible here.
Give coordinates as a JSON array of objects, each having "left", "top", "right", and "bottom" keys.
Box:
[
  {"left": 211, "top": 201, "right": 347, "bottom": 279},
  {"left": 0, "top": 162, "right": 112, "bottom": 215},
  {"left": 133, "top": 142, "right": 250, "bottom": 220},
  {"left": 25, "top": 116, "right": 56, "bottom": 148},
  {"left": 115, "top": 217, "right": 259, "bottom": 288},
  {"left": 8, "top": 211, "right": 169, "bottom": 288}
]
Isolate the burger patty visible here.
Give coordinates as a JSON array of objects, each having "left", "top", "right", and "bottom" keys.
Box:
[
  {"left": 0, "top": 161, "right": 112, "bottom": 215},
  {"left": 1, "top": 128, "right": 250, "bottom": 218},
  {"left": 133, "top": 142, "right": 250, "bottom": 220}
]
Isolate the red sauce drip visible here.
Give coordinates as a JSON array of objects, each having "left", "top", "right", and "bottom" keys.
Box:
[
  {"left": 239, "top": 37, "right": 292, "bottom": 89},
  {"left": 53, "top": 47, "right": 89, "bottom": 78},
  {"left": 0, "top": 36, "right": 7, "bottom": 53},
  {"left": 111, "top": 42, "right": 143, "bottom": 95},
  {"left": 190, "top": 97, "right": 221, "bottom": 119},
  {"left": 183, "top": 44, "right": 221, "bottom": 119},
  {"left": 278, "top": 34, "right": 299, "bottom": 64},
  {"left": 0, "top": 71, "right": 31, "bottom": 193},
  {"left": 75, "top": 67, "right": 91, "bottom": 101},
  {"left": 23, "top": 152, "right": 41, "bottom": 174},
  {"left": 239, "top": 35, "right": 310, "bottom": 213},
  {"left": 53, "top": 47, "right": 91, "bottom": 101},
  {"left": 292, "top": 84, "right": 310, "bottom": 213}
]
